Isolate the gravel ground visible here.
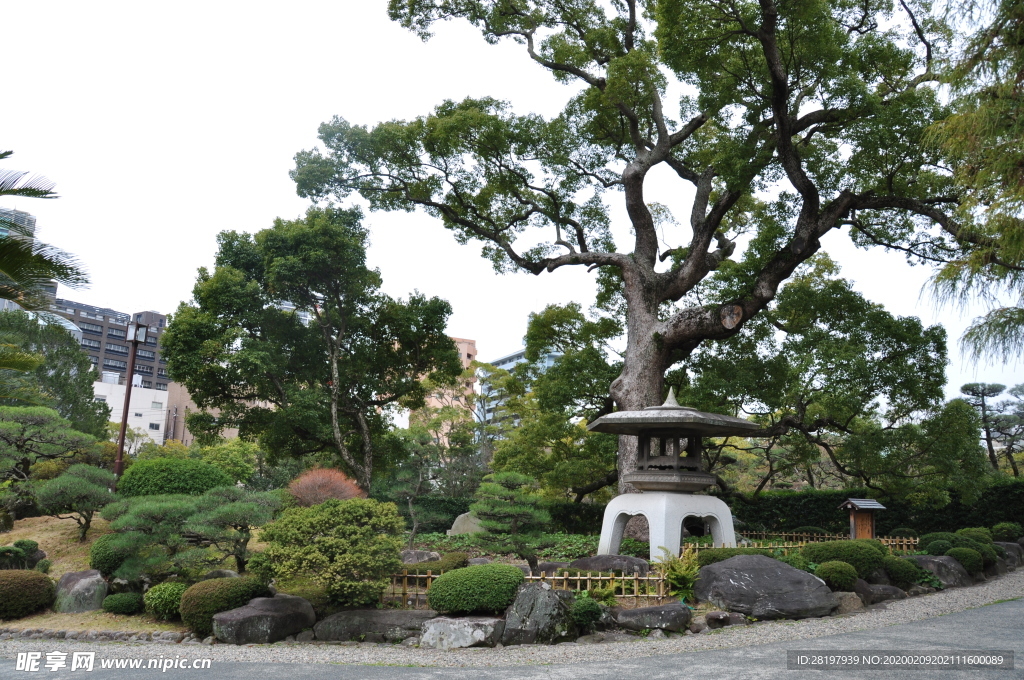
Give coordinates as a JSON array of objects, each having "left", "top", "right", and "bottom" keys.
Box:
[{"left": 2, "top": 571, "right": 1022, "bottom": 668}]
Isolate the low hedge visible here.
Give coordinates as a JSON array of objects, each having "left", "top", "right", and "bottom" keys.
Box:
[
  {"left": 118, "top": 458, "right": 232, "bottom": 497},
  {"left": 992, "top": 522, "right": 1023, "bottom": 542},
  {"left": 882, "top": 556, "right": 921, "bottom": 588},
  {"left": 776, "top": 553, "right": 811, "bottom": 572},
  {"left": 946, "top": 547, "right": 983, "bottom": 574},
  {"left": 427, "top": 564, "right": 524, "bottom": 614},
  {"left": 0, "top": 570, "right": 55, "bottom": 619},
  {"left": 144, "top": 582, "right": 188, "bottom": 620},
  {"left": 956, "top": 527, "right": 993, "bottom": 544},
  {"left": 102, "top": 592, "right": 144, "bottom": 615},
  {"left": 815, "top": 561, "right": 858, "bottom": 591},
  {"left": 802, "top": 541, "right": 883, "bottom": 578},
  {"left": 919, "top": 532, "right": 959, "bottom": 548},
  {"left": 851, "top": 539, "right": 889, "bottom": 556},
  {"left": 696, "top": 548, "right": 773, "bottom": 567},
  {"left": 179, "top": 577, "right": 272, "bottom": 637}
]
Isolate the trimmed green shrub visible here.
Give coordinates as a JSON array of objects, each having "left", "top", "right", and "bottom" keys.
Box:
[
  {"left": 260, "top": 498, "right": 404, "bottom": 606},
  {"left": 34, "top": 559, "right": 51, "bottom": 574},
  {"left": 0, "top": 570, "right": 55, "bottom": 619},
  {"left": 852, "top": 539, "right": 889, "bottom": 556},
  {"left": 919, "top": 532, "right": 959, "bottom": 549},
  {"left": 427, "top": 564, "right": 525, "bottom": 614},
  {"left": 889, "top": 527, "right": 918, "bottom": 538},
  {"left": 792, "top": 526, "right": 829, "bottom": 535},
  {"left": 143, "top": 582, "right": 188, "bottom": 620},
  {"left": 179, "top": 577, "right": 272, "bottom": 637},
  {"left": 89, "top": 533, "right": 132, "bottom": 577},
  {"left": 102, "top": 592, "right": 144, "bottom": 615},
  {"left": 815, "top": 561, "right": 858, "bottom": 591},
  {"left": 0, "top": 546, "right": 26, "bottom": 569},
  {"left": 956, "top": 527, "right": 993, "bottom": 544},
  {"left": 407, "top": 552, "right": 470, "bottom": 574},
  {"left": 945, "top": 547, "right": 983, "bottom": 574},
  {"left": 926, "top": 540, "right": 952, "bottom": 556},
  {"left": 13, "top": 539, "right": 38, "bottom": 555},
  {"left": 950, "top": 536, "right": 997, "bottom": 567},
  {"left": 882, "top": 556, "right": 921, "bottom": 588},
  {"left": 696, "top": 548, "right": 773, "bottom": 567},
  {"left": 802, "top": 541, "right": 884, "bottom": 578},
  {"left": 570, "top": 595, "right": 603, "bottom": 629},
  {"left": 992, "top": 522, "right": 1023, "bottom": 542},
  {"left": 993, "top": 543, "right": 1007, "bottom": 559},
  {"left": 246, "top": 552, "right": 273, "bottom": 584},
  {"left": 117, "top": 458, "right": 232, "bottom": 497},
  {"left": 777, "top": 553, "right": 811, "bottom": 572}
]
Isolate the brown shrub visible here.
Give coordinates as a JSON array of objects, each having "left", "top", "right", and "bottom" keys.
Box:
[{"left": 288, "top": 468, "right": 365, "bottom": 507}]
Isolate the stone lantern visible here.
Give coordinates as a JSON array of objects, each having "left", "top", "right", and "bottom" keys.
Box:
[{"left": 587, "top": 389, "right": 759, "bottom": 560}]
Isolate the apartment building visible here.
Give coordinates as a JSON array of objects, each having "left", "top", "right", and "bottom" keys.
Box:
[{"left": 478, "top": 346, "right": 562, "bottom": 425}]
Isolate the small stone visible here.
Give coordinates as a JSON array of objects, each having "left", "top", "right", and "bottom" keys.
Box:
[
  {"left": 285, "top": 635, "right": 296, "bottom": 642},
  {"left": 689, "top": 616, "right": 707, "bottom": 634},
  {"left": 400, "top": 636, "right": 419, "bottom": 647},
  {"left": 295, "top": 630, "right": 315, "bottom": 642},
  {"left": 647, "top": 629, "right": 667, "bottom": 639},
  {"left": 705, "top": 611, "right": 731, "bottom": 629},
  {"left": 201, "top": 637, "right": 214, "bottom": 645},
  {"left": 577, "top": 633, "right": 606, "bottom": 644}
]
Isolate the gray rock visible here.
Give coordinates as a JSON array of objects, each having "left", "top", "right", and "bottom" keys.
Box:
[
  {"left": 535, "top": 562, "right": 569, "bottom": 576},
  {"left": 201, "top": 636, "right": 214, "bottom": 645},
  {"left": 577, "top": 633, "right": 606, "bottom": 644},
  {"left": 212, "top": 594, "right": 315, "bottom": 645},
  {"left": 567, "top": 555, "right": 650, "bottom": 576},
  {"left": 689, "top": 616, "right": 707, "bottom": 634},
  {"left": 25, "top": 549, "right": 46, "bottom": 570},
  {"left": 984, "top": 558, "right": 1008, "bottom": 578},
  {"left": 447, "top": 512, "right": 483, "bottom": 536},
  {"left": 647, "top": 629, "right": 667, "bottom": 639},
  {"left": 865, "top": 568, "right": 891, "bottom": 586},
  {"left": 362, "top": 632, "right": 385, "bottom": 643},
  {"left": 201, "top": 570, "right": 239, "bottom": 580},
  {"left": 907, "top": 555, "right": 973, "bottom": 589},
  {"left": 705, "top": 611, "right": 745, "bottom": 628},
  {"left": 835, "top": 592, "right": 864, "bottom": 614},
  {"left": 467, "top": 557, "right": 492, "bottom": 566},
  {"left": 614, "top": 603, "right": 691, "bottom": 632},
  {"left": 853, "top": 579, "right": 874, "bottom": 605},
  {"left": 314, "top": 609, "right": 439, "bottom": 643},
  {"left": 995, "top": 542, "right": 1023, "bottom": 568},
  {"left": 906, "top": 585, "right": 935, "bottom": 596},
  {"left": 501, "top": 582, "right": 577, "bottom": 645},
  {"left": 295, "top": 629, "right": 315, "bottom": 642},
  {"left": 419, "top": 617, "right": 504, "bottom": 650},
  {"left": 400, "top": 549, "right": 441, "bottom": 564},
  {"left": 595, "top": 605, "right": 616, "bottom": 631},
  {"left": 514, "top": 564, "right": 532, "bottom": 576},
  {"left": 867, "top": 585, "right": 907, "bottom": 604},
  {"left": 54, "top": 570, "right": 108, "bottom": 613},
  {"left": 401, "top": 636, "right": 419, "bottom": 647},
  {"left": 694, "top": 555, "right": 837, "bottom": 620}
]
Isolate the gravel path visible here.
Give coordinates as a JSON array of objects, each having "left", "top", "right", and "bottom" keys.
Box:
[{"left": 2, "top": 570, "right": 1022, "bottom": 668}]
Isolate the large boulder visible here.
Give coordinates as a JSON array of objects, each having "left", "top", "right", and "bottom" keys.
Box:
[
  {"left": 212, "top": 594, "right": 315, "bottom": 645},
  {"left": 54, "top": 570, "right": 107, "bottom": 613},
  {"left": 314, "top": 609, "right": 438, "bottom": 643},
  {"left": 867, "top": 585, "right": 907, "bottom": 604},
  {"left": 25, "top": 549, "right": 46, "bottom": 570},
  {"left": 501, "top": 582, "right": 577, "bottom": 645},
  {"left": 694, "top": 555, "right": 837, "bottom": 620},
  {"left": 567, "top": 555, "right": 650, "bottom": 576},
  {"left": 853, "top": 579, "right": 874, "bottom": 605},
  {"left": 865, "top": 568, "right": 891, "bottom": 586},
  {"left": 835, "top": 592, "right": 864, "bottom": 614},
  {"left": 906, "top": 556, "right": 972, "bottom": 589},
  {"left": 400, "top": 550, "right": 441, "bottom": 564},
  {"left": 447, "top": 512, "right": 483, "bottom": 536},
  {"left": 420, "top": 617, "right": 504, "bottom": 650},
  {"left": 995, "top": 542, "right": 1023, "bottom": 568},
  {"left": 984, "top": 557, "right": 1009, "bottom": 578},
  {"left": 615, "top": 603, "right": 692, "bottom": 632},
  {"left": 535, "top": 562, "right": 569, "bottom": 576}
]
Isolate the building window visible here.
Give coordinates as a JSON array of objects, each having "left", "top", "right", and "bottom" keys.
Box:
[
  {"left": 88, "top": 356, "right": 98, "bottom": 365},
  {"left": 155, "top": 383, "right": 167, "bottom": 391},
  {"left": 81, "top": 338, "right": 100, "bottom": 349},
  {"left": 103, "top": 359, "right": 127, "bottom": 370},
  {"left": 134, "top": 364, "right": 153, "bottom": 375},
  {"left": 141, "top": 380, "right": 152, "bottom": 388},
  {"left": 136, "top": 349, "right": 156, "bottom": 360},
  {"left": 94, "top": 395, "right": 106, "bottom": 402},
  {"left": 146, "top": 335, "right": 158, "bottom": 346},
  {"left": 151, "top": 401, "right": 163, "bottom": 409},
  {"left": 467, "top": 353, "right": 473, "bottom": 359},
  {"left": 149, "top": 423, "right": 160, "bottom": 431},
  {"left": 106, "top": 343, "right": 129, "bottom": 355},
  {"left": 134, "top": 412, "right": 143, "bottom": 417},
  {"left": 80, "top": 322, "right": 102, "bottom": 334},
  {"left": 107, "top": 328, "right": 127, "bottom": 339},
  {"left": 157, "top": 368, "right": 169, "bottom": 378}
]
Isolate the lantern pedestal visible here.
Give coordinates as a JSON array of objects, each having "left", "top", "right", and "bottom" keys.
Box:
[{"left": 597, "top": 492, "right": 737, "bottom": 561}]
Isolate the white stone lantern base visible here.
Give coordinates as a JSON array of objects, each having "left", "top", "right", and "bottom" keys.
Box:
[{"left": 597, "top": 492, "right": 737, "bottom": 561}]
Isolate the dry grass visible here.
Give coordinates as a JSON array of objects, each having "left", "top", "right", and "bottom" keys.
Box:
[
  {"left": 9, "top": 609, "right": 186, "bottom": 633},
  {"left": 1, "top": 515, "right": 112, "bottom": 579}
]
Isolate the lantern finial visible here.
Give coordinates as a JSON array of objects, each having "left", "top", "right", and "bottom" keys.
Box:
[{"left": 663, "top": 387, "right": 680, "bottom": 408}]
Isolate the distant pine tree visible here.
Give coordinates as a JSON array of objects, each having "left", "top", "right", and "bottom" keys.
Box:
[{"left": 470, "top": 472, "right": 552, "bottom": 574}]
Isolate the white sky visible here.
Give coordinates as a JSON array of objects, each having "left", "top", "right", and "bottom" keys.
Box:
[{"left": 1, "top": 2, "right": 1018, "bottom": 399}]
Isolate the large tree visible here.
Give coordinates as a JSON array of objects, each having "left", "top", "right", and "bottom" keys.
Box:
[
  {"left": 293, "top": 0, "right": 977, "bottom": 488},
  {"left": 161, "top": 206, "right": 463, "bottom": 490}
]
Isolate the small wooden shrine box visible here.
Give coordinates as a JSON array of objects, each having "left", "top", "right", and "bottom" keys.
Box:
[{"left": 838, "top": 498, "right": 886, "bottom": 539}]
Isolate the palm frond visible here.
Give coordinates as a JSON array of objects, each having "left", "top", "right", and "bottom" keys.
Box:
[
  {"left": 0, "top": 169, "right": 57, "bottom": 199},
  {"left": 0, "top": 343, "right": 43, "bottom": 373},
  {"left": 0, "top": 234, "right": 88, "bottom": 309}
]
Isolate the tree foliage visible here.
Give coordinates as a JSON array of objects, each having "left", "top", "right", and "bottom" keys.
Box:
[
  {"left": 471, "top": 471, "right": 552, "bottom": 573},
  {"left": 184, "top": 486, "right": 280, "bottom": 572},
  {"left": 36, "top": 464, "right": 115, "bottom": 541},
  {"left": 161, "top": 206, "right": 462, "bottom": 490}
]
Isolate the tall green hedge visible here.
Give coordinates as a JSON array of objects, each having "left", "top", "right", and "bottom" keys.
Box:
[{"left": 118, "top": 459, "right": 232, "bottom": 497}]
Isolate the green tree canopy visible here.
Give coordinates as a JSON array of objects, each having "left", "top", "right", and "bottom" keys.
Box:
[
  {"left": 161, "top": 206, "right": 463, "bottom": 491},
  {"left": 36, "top": 464, "right": 116, "bottom": 541}
]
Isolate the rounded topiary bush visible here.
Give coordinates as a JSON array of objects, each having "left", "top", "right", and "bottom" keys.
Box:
[
  {"left": 696, "top": 548, "right": 773, "bottom": 567},
  {"left": 919, "top": 532, "right": 958, "bottom": 550},
  {"left": 427, "top": 564, "right": 525, "bottom": 614},
  {"left": 143, "top": 582, "right": 188, "bottom": 620},
  {"left": 34, "top": 559, "right": 51, "bottom": 574},
  {"left": 179, "top": 577, "right": 272, "bottom": 637},
  {"left": 927, "top": 540, "right": 953, "bottom": 556},
  {"left": 0, "top": 570, "right": 55, "bottom": 619},
  {"left": 815, "top": 561, "right": 858, "bottom": 591},
  {"left": 889, "top": 527, "right": 918, "bottom": 538},
  {"left": 956, "top": 527, "right": 993, "bottom": 544},
  {"left": 882, "top": 556, "right": 921, "bottom": 588},
  {"left": 102, "top": 592, "right": 144, "bottom": 615},
  {"left": 777, "top": 553, "right": 811, "bottom": 572},
  {"left": 945, "top": 547, "right": 983, "bottom": 574},
  {"left": 117, "top": 458, "right": 232, "bottom": 497},
  {"left": 802, "top": 541, "right": 884, "bottom": 578},
  {"left": 992, "top": 522, "right": 1023, "bottom": 542},
  {"left": 570, "top": 596, "right": 603, "bottom": 629},
  {"left": 0, "top": 546, "right": 26, "bottom": 569},
  {"left": 952, "top": 536, "right": 997, "bottom": 567},
  {"left": 13, "top": 539, "right": 39, "bottom": 555},
  {"left": 851, "top": 538, "right": 889, "bottom": 556},
  {"left": 89, "top": 534, "right": 132, "bottom": 577}
]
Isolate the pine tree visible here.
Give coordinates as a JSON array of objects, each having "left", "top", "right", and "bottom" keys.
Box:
[{"left": 470, "top": 472, "right": 552, "bottom": 574}]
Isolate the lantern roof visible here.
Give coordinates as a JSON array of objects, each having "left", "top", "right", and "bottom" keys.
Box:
[{"left": 587, "top": 388, "right": 760, "bottom": 437}]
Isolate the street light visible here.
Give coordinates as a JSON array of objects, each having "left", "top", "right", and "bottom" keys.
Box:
[{"left": 114, "top": 321, "right": 148, "bottom": 481}]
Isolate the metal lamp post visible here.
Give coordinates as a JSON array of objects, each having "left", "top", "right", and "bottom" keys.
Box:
[{"left": 114, "top": 322, "right": 148, "bottom": 481}]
